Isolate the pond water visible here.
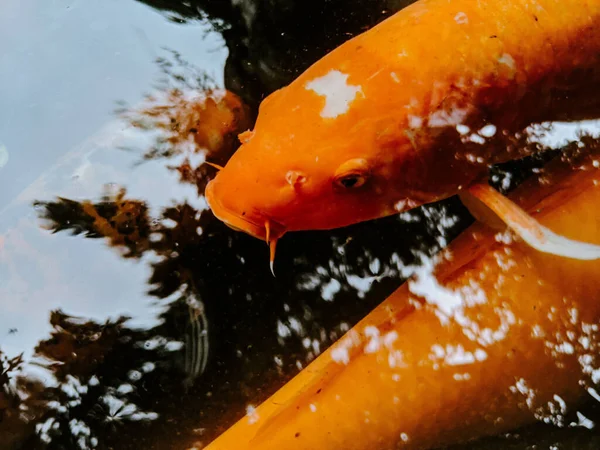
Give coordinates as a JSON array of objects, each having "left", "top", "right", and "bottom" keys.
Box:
[{"left": 2, "top": 1, "right": 600, "bottom": 449}]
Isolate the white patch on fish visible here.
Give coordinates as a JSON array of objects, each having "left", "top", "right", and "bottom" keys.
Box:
[
  {"left": 305, "top": 70, "right": 364, "bottom": 119},
  {"left": 246, "top": 405, "right": 260, "bottom": 424},
  {"left": 364, "top": 325, "right": 381, "bottom": 354},
  {"left": 390, "top": 72, "right": 400, "bottom": 83},
  {"left": 454, "top": 12, "right": 468, "bottom": 24},
  {"left": 408, "top": 263, "right": 464, "bottom": 319},
  {"left": 331, "top": 345, "right": 350, "bottom": 365},
  {"left": 498, "top": 53, "right": 516, "bottom": 71},
  {"left": 428, "top": 107, "right": 471, "bottom": 128},
  {"left": 408, "top": 115, "right": 423, "bottom": 129},
  {"left": 330, "top": 329, "right": 360, "bottom": 365}
]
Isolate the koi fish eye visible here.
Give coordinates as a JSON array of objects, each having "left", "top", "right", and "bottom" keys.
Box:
[
  {"left": 335, "top": 173, "right": 367, "bottom": 189},
  {"left": 333, "top": 158, "right": 370, "bottom": 190}
]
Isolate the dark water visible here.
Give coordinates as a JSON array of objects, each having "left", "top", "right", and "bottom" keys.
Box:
[{"left": 2, "top": 1, "right": 600, "bottom": 449}]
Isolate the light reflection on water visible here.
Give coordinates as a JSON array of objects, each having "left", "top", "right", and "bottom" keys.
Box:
[{"left": 2, "top": 0, "right": 600, "bottom": 449}]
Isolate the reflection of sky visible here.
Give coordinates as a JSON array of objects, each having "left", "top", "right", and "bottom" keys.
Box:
[
  {"left": 0, "top": 0, "right": 227, "bottom": 360},
  {"left": 0, "top": 0, "right": 225, "bottom": 208}
]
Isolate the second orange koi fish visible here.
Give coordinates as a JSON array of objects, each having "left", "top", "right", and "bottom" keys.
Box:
[{"left": 205, "top": 0, "right": 600, "bottom": 271}]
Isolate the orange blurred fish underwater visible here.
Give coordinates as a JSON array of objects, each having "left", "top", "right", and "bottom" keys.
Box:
[{"left": 204, "top": 0, "right": 600, "bottom": 272}]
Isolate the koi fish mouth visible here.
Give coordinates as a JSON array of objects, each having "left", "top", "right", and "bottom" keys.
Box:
[{"left": 205, "top": 179, "right": 286, "bottom": 275}]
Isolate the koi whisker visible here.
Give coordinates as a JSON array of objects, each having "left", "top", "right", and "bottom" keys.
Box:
[
  {"left": 269, "top": 238, "right": 277, "bottom": 277},
  {"left": 204, "top": 161, "right": 224, "bottom": 171},
  {"left": 265, "top": 220, "right": 271, "bottom": 245}
]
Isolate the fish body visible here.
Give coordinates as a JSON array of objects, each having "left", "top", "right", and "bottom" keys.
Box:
[
  {"left": 205, "top": 0, "right": 600, "bottom": 257},
  {"left": 204, "top": 145, "right": 600, "bottom": 450}
]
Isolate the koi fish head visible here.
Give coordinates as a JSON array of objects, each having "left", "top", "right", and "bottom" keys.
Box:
[{"left": 205, "top": 53, "right": 477, "bottom": 270}]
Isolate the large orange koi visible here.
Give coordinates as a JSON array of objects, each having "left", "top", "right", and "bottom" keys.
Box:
[{"left": 205, "top": 0, "right": 600, "bottom": 272}]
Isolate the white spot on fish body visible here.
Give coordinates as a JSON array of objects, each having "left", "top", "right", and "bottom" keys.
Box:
[
  {"left": 364, "top": 326, "right": 381, "bottom": 354},
  {"left": 309, "top": 403, "right": 317, "bottom": 412},
  {"left": 474, "top": 348, "right": 487, "bottom": 361},
  {"left": 383, "top": 331, "right": 399, "bottom": 348},
  {"left": 580, "top": 336, "right": 591, "bottom": 350},
  {"left": 428, "top": 107, "right": 470, "bottom": 127},
  {"left": 395, "top": 198, "right": 419, "bottom": 212},
  {"left": 331, "top": 346, "right": 350, "bottom": 365},
  {"left": 408, "top": 115, "right": 423, "bottom": 128},
  {"left": 305, "top": 70, "right": 363, "bottom": 119},
  {"left": 498, "top": 53, "right": 516, "bottom": 70},
  {"left": 246, "top": 405, "right": 259, "bottom": 424},
  {"left": 395, "top": 199, "right": 406, "bottom": 212},
  {"left": 454, "top": 12, "right": 468, "bottom": 24},
  {"left": 554, "top": 342, "right": 575, "bottom": 354},
  {"left": 390, "top": 72, "right": 400, "bottom": 83},
  {"left": 331, "top": 329, "right": 360, "bottom": 365},
  {"left": 453, "top": 372, "right": 472, "bottom": 381},
  {"left": 408, "top": 263, "right": 464, "bottom": 320},
  {"left": 510, "top": 378, "right": 538, "bottom": 409}
]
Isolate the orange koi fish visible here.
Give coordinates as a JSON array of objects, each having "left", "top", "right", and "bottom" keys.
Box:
[
  {"left": 205, "top": 0, "right": 600, "bottom": 272},
  {"left": 204, "top": 144, "right": 600, "bottom": 450}
]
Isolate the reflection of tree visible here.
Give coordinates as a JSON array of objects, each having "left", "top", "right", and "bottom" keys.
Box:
[
  {"left": 116, "top": 49, "right": 252, "bottom": 194},
  {"left": 37, "top": 189, "right": 151, "bottom": 258},
  {"left": 0, "top": 352, "right": 35, "bottom": 450}
]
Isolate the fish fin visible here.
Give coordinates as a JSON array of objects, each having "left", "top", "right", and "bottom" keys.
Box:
[{"left": 460, "top": 182, "right": 600, "bottom": 260}]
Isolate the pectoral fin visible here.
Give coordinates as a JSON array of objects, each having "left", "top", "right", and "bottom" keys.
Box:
[{"left": 459, "top": 182, "right": 600, "bottom": 260}]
